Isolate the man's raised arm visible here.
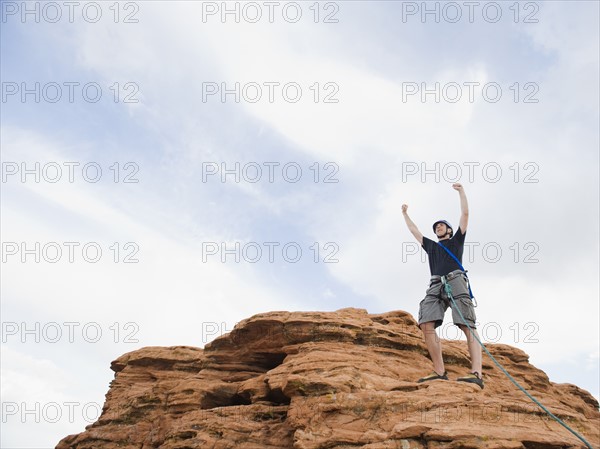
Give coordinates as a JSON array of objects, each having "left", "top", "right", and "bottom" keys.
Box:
[
  {"left": 402, "top": 204, "right": 424, "bottom": 245},
  {"left": 453, "top": 183, "right": 469, "bottom": 232}
]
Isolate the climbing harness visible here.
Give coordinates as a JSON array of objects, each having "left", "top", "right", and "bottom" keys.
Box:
[
  {"left": 436, "top": 241, "right": 476, "bottom": 305},
  {"left": 440, "top": 275, "right": 594, "bottom": 449}
]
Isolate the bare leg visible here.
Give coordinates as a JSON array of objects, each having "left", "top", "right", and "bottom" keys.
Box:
[
  {"left": 420, "top": 321, "right": 445, "bottom": 374},
  {"left": 458, "top": 324, "right": 483, "bottom": 375}
]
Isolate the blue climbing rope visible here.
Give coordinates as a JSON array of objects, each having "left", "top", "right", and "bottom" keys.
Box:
[{"left": 441, "top": 276, "right": 595, "bottom": 449}]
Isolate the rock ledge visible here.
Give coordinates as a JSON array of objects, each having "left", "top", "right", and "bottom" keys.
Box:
[{"left": 57, "top": 308, "right": 600, "bottom": 449}]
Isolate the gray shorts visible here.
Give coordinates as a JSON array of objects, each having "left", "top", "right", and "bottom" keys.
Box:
[{"left": 417, "top": 270, "right": 477, "bottom": 329}]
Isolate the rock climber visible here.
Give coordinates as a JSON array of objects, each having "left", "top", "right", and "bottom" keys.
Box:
[{"left": 401, "top": 183, "right": 483, "bottom": 388}]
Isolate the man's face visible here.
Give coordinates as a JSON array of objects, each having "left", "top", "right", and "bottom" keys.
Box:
[{"left": 435, "top": 223, "right": 450, "bottom": 238}]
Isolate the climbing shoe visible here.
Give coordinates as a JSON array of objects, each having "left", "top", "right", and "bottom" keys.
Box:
[
  {"left": 417, "top": 370, "right": 448, "bottom": 383},
  {"left": 457, "top": 371, "right": 484, "bottom": 389}
]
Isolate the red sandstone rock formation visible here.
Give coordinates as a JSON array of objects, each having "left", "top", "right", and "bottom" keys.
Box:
[{"left": 56, "top": 308, "right": 599, "bottom": 449}]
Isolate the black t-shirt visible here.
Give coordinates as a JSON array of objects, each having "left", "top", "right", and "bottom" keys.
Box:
[{"left": 422, "top": 227, "right": 466, "bottom": 276}]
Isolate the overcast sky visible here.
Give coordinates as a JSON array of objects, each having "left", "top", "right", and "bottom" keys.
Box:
[{"left": 1, "top": 1, "right": 599, "bottom": 447}]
